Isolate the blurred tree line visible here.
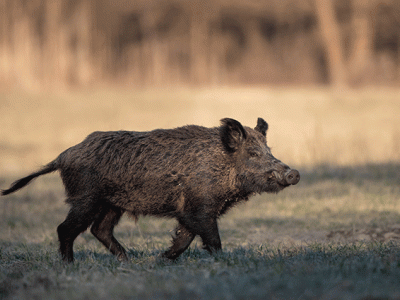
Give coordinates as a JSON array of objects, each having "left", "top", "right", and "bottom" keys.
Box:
[{"left": 1, "top": 0, "right": 400, "bottom": 90}]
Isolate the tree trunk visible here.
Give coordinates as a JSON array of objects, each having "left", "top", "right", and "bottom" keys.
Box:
[
  {"left": 314, "top": 0, "right": 348, "bottom": 87},
  {"left": 348, "top": 0, "right": 373, "bottom": 85}
]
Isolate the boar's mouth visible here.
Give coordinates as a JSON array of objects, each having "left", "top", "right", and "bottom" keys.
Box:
[{"left": 268, "top": 171, "right": 290, "bottom": 187}]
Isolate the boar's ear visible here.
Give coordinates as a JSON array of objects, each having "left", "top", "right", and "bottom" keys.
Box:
[
  {"left": 255, "top": 118, "right": 268, "bottom": 136},
  {"left": 220, "top": 118, "right": 247, "bottom": 152}
]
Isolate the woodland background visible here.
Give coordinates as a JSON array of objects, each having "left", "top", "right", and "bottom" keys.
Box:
[{"left": 1, "top": 0, "right": 400, "bottom": 90}]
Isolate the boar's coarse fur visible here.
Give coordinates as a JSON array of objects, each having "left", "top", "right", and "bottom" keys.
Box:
[{"left": 1, "top": 118, "right": 299, "bottom": 262}]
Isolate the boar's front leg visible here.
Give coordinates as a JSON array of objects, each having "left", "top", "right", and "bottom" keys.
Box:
[
  {"left": 163, "top": 222, "right": 195, "bottom": 260},
  {"left": 196, "top": 217, "right": 222, "bottom": 254}
]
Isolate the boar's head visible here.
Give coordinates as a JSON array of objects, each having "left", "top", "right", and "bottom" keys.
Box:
[{"left": 220, "top": 118, "right": 300, "bottom": 195}]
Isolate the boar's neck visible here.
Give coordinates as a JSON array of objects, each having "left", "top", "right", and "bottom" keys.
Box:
[{"left": 216, "top": 189, "right": 251, "bottom": 217}]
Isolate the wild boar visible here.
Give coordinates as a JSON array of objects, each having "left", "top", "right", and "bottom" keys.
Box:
[{"left": 1, "top": 118, "right": 299, "bottom": 262}]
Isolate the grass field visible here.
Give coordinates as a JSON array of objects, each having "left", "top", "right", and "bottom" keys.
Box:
[
  {"left": 1, "top": 87, "right": 400, "bottom": 299},
  {"left": 1, "top": 164, "right": 400, "bottom": 299}
]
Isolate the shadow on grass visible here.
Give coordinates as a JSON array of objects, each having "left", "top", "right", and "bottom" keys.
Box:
[
  {"left": 298, "top": 162, "right": 400, "bottom": 185},
  {"left": 230, "top": 210, "right": 400, "bottom": 229}
]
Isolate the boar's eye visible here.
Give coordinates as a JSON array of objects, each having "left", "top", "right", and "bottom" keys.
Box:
[{"left": 248, "top": 149, "right": 261, "bottom": 158}]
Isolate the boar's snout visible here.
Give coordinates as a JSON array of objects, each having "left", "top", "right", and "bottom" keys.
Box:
[
  {"left": 284, "top": 169, "right": 300, "bottom": 185},
  {"left": 271, "top": 166, "right": 300, "bottom": 187}
]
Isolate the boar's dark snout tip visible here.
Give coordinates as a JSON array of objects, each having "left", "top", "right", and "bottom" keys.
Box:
[{"left": 285, "top": 169, "right": 300, "bottom": 185}]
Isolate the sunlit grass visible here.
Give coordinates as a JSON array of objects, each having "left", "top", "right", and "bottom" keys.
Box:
[{"left": 1, "top": 87, "right": 400, "bottom": 174}]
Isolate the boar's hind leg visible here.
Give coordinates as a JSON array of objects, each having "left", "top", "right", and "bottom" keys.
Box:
[
  {"left": 90, "top": 205, "right": 128, "bottom": 262},
  {"left": 57, "top": 203, "right": 99, "bottom": 263},
  {"left": 163, "top": 223, "right": 195, "bottom": 260}
]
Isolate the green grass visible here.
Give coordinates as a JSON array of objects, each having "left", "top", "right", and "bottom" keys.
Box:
[{"left": 1, "top": 163, "right": 400, "bottom": 299}]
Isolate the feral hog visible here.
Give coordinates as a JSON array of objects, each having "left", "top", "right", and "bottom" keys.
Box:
[{"left": 1, "top": 118, "right": 299, "bottom": 262}]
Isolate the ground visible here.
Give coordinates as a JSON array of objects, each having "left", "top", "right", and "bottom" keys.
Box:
[
  {"left": 0, "top": 163, "right": 400, "bottom": 299},
  {"left": 1, "top": 87, "right": 400, "bottom": 299}
]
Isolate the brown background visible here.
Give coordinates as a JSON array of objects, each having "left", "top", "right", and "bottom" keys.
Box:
[{"left": 1, "top": 0, "right": 400, "bottom": 90}]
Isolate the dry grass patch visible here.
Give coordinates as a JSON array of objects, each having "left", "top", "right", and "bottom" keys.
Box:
[{"left": 1, "top": 87, "right": 400, "bottom": 173}]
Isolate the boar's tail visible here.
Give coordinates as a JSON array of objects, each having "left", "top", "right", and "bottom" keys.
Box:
[{"left": 1, "top": 160, "right": 58, "bottom": 196}]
